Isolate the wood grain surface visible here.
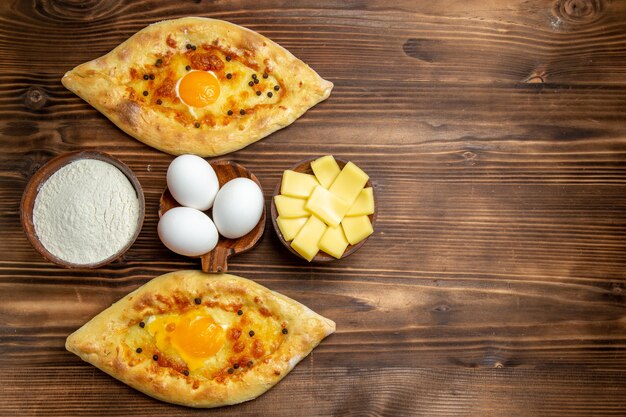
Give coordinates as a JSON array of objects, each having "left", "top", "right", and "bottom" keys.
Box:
[{"left": 1, "top": 0, "right": 625, "bottom": 416}]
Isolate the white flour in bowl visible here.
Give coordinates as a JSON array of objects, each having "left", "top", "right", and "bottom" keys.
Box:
[{"left": 33, "top": 159, "right": 140, "bottom": 265}]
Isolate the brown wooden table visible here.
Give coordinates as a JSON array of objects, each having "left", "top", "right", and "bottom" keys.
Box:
[{"left": 2, "top": 0, "right": 625, "bottom": 415}]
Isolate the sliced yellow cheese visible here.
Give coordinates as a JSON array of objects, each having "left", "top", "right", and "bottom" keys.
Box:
[
  {"left": 346, "top": 187, "right": 375, "bottom": 216},
  {"left": 290, "top": 216, "right": 327, "bottom": 261},
  {"left": 341, "top": 215, "right": 373, "bottom": 245},
  {"left": 318, "top": 225, "right": 349, "bottom": 259},
  {"left": 280, "top": 170, "right": 319, "bottom": 198},
  {"left": 311, "top": 155, "right": 341, "bottom": 189},
  {"left": 276, "top": 216, "right": 308, "bottom": 241},
  {"left": 274, "top": 195, "right": 309, "bottom": 218},
  {"left": 329, "top": 162, "right": 369, "bottom": 205},
  {"left": 305, "top": 185, "right": 350, "bottom": 228}
]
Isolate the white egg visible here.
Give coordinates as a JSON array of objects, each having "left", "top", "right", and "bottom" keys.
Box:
[
  {"left": 158, "top": 207, "right": 218, "bottom": 256},
  {"left": 167, "top": 155, "right": 219, "bottom": 211},
  {"left": 212, "top": 178, "right": 264, "bottom": 239}
]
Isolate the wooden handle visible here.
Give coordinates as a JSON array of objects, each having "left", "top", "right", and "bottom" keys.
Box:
[{"left": 201, "top": 246, "right": 229, "bottom": 273}]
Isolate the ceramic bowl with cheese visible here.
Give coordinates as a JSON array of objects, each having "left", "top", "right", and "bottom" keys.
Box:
[{"left": 270, "top": 156, "right": 376, "bottom": 262}]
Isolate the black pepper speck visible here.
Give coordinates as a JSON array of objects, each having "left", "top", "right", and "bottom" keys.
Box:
[
  {"left": 136, "top": 348, "right": 142, "bottom": 353},
  {"left": 142, "top": 91, "right": 148, "bottom": 96},
  {"left": 226, "top": 73, "right": 232, "bottom": 79},
  {"left": 274, "top": 85, "right": 280, "bottom": 91},
  {"left": 194, "top": 297, "right": 201, "bottom": 305},
  {"left": 267, "top": 92, "right": 273, "bottom": 98},
  {"left": 139, "top": 322, "right": 145, "bottom": 328},
  {"left": 153, "top": 355, "right": 158, "bottom": 361},
  {"left": 237, "top": 310, "right": 243, "bottom": 316},
  {"left": 249, "top": 330, "right": 255, "bottom": 337},
  {"left": 282, "top": 328, "right": 288, "bottom": 334},
  {"left": 227, "top": 368, "right": 234, "bottom": 374},
  {"left": 239, "top": 109, "right": 246, "bottom": 115},
  {"left": 227, "top": 110, "right": 233, "bottom": 116},
  {"left": 143, "top": 74, "right": 149, "bottom": 80},
  {"left": 233, "top": 363, "right": 239, "bottom": 369}
]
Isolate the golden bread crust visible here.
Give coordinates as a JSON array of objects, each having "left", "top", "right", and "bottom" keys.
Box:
[
  {"left": 61, "top": 17, "right": 333, "bottom": 156},
  {"left": 65, "top": 271, "right": 335, "bottom": 408}
]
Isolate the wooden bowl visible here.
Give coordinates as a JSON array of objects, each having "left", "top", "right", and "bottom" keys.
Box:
[
  {"left": 270, "top": 157, "right": 376, "bottom": 262},
  {"left": 159, "top": 160, "right": 265, "bottom": 273},
  {"left": 21, "top": 151, "right": 145, "bottom": 269}
]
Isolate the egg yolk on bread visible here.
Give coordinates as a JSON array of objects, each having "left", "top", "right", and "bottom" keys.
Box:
[
  {"left": 176, "top": 70, "right": 220, "bottom": 107},
  {"left": 124, "top": 305, "right": 285, "bottom": 377},
  {"left": 146, "top": 309, "right": 225, "bottom": 371}
]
